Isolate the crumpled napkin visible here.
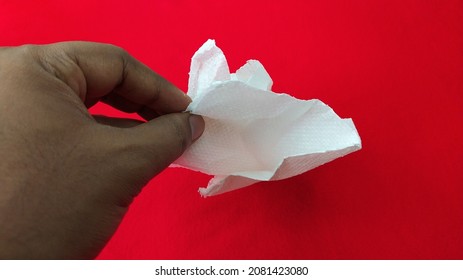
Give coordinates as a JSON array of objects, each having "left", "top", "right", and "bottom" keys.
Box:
[{"left": 173, "top": 39, "right": 361, "bottom": 196}]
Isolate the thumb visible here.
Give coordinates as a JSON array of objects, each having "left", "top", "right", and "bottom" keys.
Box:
[{"left": 125, "top": 113, "right": 205, "bottom": 177}]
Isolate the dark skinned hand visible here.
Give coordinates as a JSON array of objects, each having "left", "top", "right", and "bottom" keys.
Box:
[{"left": 0, "top": 42, "right": 205, "bottom": 259}]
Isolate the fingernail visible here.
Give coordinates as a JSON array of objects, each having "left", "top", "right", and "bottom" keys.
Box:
[{"left": 189, "top": 114, "right": 205, "bottom": 141}]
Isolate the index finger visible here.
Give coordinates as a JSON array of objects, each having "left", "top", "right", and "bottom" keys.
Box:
[{"left": 41, "top": 41, "right": 190, "bottom": 117}]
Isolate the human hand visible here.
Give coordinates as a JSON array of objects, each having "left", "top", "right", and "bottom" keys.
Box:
[{"left": 0, "top": 42, "right": 204, "bottom": 259}]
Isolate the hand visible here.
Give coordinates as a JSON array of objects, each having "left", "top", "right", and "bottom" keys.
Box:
[{"left": 0, "top": 42, "right": 204, "bottom": 259}]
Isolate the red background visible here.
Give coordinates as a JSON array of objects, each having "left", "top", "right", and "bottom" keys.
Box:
[{"left": 1, "top": 1, "right": 462, "bottom": 259}]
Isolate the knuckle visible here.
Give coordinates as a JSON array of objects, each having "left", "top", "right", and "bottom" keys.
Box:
[
  {"left": 32, "top": 44, "right": 86, "bottom": 96},
  {"left": 6, "top": 44, "right": 40, "bottom": 65},
  {"left": 164, "top": 114, "right": 190, "bottom": 152},
  {"left": 101, "top": 43, "right": 131, "bottom": 80},
  {"left": 0, "top": 44, "right": 42, "bottom": 78},
  {"left": 103, "top": 43, "right": 129, "bottom": 59}
]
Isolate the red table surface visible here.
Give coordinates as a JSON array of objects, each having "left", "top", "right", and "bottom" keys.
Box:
[{"left": 1, "top": 0, "right": 462, "bottom": 259}]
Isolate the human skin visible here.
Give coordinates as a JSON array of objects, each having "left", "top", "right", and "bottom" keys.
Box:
[{"left": 0, "top": 42, "right": 205, "bottom": 259}]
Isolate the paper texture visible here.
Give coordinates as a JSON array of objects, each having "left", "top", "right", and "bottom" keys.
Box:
[{"left": 173, "top": 39, "right": 361, "bottom": 196}]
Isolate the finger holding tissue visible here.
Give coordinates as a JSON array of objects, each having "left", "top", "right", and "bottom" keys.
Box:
[{"left": 173, "top": 39, "right": 362, "bottom": 197}]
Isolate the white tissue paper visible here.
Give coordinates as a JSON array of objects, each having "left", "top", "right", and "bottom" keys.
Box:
[{"left": 173, "top": 39, "right": 361, "bottom": 197}]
